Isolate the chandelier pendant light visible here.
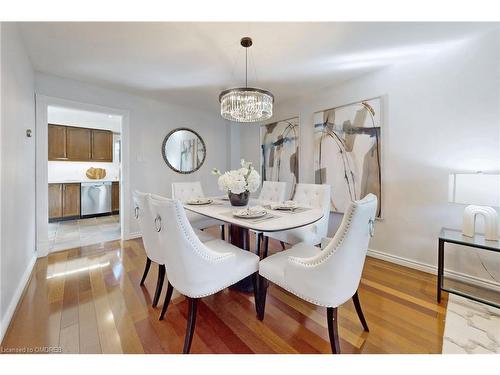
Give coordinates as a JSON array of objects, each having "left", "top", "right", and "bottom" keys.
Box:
[{"left": 219, "top": 37, "right": 274, "bottom": 123}]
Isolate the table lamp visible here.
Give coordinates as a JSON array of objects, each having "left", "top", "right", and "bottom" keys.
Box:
[{"left": 448, "top": 172, "right": 500, "bottom": 241}]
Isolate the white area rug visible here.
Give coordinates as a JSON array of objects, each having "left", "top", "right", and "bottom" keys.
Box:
[{"left": 442, "top": 294, "right": 500, "bottom": 353}]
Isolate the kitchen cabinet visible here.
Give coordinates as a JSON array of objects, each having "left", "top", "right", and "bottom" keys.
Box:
[
  {"left": 62, "top": 183, "right": 81, "bottom": 218},
  {"left": 91, "top": 130, "right": 113, "bottom": 162},
  {"left": 112, "top": 182, "right": 120, "bottom": 213},
  {"left": 48, "top": 183, "right": 81, "bottom": 220},
  {"left": 66, "top": 127, "right": 92, "bottom": 161},
  {"left": 48, "top": 184, "right": 63, "bottom": 219},
  {"left": 48, "top": 125, "right": 68, "bottom": 160},
  {"left": 48, "top": 124, "right": 113, "bottom": 162}
]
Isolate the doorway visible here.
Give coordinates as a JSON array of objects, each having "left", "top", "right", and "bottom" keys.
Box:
[{"left": 35, "top": 96, "right": 130, "bottom": 257}]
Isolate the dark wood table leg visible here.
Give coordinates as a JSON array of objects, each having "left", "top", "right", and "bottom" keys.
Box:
[
  {"left": 262, "top": 235, "right": 269, "bottom": 259},
  {"left": 437, "top": 238, "right": 444, "bottom": 303},
  {"left": 229, "top": 223, "right": 247, "bottom": 249},
  {"left": 229, "top": 224, "right": 254, "bottom": 293},
  {"left": 256, "top": 232, "right": 262, "bottom": 259}
]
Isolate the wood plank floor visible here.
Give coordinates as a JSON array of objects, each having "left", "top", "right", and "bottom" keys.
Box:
[{"left": 1, "top": 228, "right": 447, "bottom": 354}]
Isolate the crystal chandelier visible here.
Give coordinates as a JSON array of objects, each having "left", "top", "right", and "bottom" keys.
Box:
[{"left": 219, "top": 37, "right": 274, "bottom": 123}]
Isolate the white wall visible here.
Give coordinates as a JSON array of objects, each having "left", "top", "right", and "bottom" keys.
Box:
[
  {"left": 228, "top": 123, "right": 242, "bottom": 170},
  {"left": 240, "top": 28, "right": 500, "bottom": 285},
  {"left": 35, "top": 73, "right": 231, "bottom": 236},
  {"left": 0, "top": 23, "right": 37, "bottom": 341},
  {"left": 48, "top": 106, "right": 122, "bottom": 132}
]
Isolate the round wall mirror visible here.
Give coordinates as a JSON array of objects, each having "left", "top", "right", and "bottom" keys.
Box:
[{"left": 162, "top": 128, "right": 206, "bottom": 174}]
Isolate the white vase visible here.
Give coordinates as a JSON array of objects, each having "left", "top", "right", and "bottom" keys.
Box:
[{"left": 463, "top": 205, "right": 498, "bottom": 241}]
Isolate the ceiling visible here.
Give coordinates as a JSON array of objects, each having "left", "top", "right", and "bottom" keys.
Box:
[{"left": 19, "top": 22, "right": 497, "bottom": 111}]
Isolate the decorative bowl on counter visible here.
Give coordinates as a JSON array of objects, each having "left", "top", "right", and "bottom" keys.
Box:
[{"left": 86, "top": 167, "right": 107, "bottom": 179}]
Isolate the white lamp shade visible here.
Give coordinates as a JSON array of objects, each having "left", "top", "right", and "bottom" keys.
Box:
[{"left": 448, "top": 173, "right": 500, "bottom": 207}]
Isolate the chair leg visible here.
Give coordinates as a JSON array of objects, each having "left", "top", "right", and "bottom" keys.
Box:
[
  {"left": 152, "top": 264, "right": 166, "bottom": 308},
  {"left": 140, "top": 257, "right": 151, "bottom": 286},
  {"left": 221, "top": 224, "right": 225, "bottom": 240},
  {"left": 245, "top": 230, "right": 250, "bottom": 251},
  {"left": 280, "top": 241, "right": 286, "bottom": 251},
  {"left": 352, "top": 291, "right": 369, "bottom": 332},
  {"left": 257, "top": 276, "right": 268, "bottom": 321},
  {"left": 327, "top": 307, "right": 341, "bottom": 354},
  {"left": 252, "top": 272, "right": 260, "bottom": 317},
  {"left": 159, "top": 282, "right": 174, "bottom": 321},
  {"left": 183, "top": 298, "right": 199, "bottom": 354}
]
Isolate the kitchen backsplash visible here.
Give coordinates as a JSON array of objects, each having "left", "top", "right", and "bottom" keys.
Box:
[{"left": 48, "top": 161, "right": 120, "bottom": 182}]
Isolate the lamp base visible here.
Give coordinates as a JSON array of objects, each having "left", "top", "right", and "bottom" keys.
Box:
[{"left": 463, "top": 205, "right": 499, "bottom": 241}]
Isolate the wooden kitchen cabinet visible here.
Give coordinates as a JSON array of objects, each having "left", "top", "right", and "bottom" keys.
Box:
[
  {"left": 48, "top": 125, "right": 68, "bottom": 160},
  {"left": 62, "top": 183, "right": 81, "bottom": 218},
  {"left": 48, "top": 124, "right": 113, "bottom": 162},
  {"left": 91, "top": 130, "right": 113, "bottom": 162},
  {"left": 66, "top": 127, "right": 92, "bottom": 161},
  {"left": 112, "top": 182, "right": 120, "bottom": 213},
  {"left": 49, "top": 183, "right": 81, "bottom": 220},
  {"left": 48, "top": 183, "right": 63, "bottom": 219}
]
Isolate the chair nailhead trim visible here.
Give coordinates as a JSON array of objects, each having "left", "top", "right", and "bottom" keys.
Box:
[
  {"left": 262, "top": 273, "right": 339, "bottom": 308},
  {"left": 288, "top": 203, "right": 356, "bottom": 268},
  {"left": 174, "top": 201, "right": 233, "bottom": 264},
  {"left": 174, "top": 272, "right": 258, "bottom": 299}
]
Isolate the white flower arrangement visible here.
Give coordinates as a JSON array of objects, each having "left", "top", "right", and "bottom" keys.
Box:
[{"left": 212, "top": 159, "right": 261, "bottom": 194}]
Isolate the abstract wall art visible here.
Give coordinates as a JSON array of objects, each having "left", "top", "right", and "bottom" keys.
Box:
[
  {"left": 260, "top": 117, "right": 300, "bottom": 196},
  {"left": 313, "top": 98, "right": 382, "bottom": 217}
]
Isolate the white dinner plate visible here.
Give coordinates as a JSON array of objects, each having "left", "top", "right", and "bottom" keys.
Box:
[
  {"left": 272, "top": 200, "right": 298, "bottom": 210},
  {"left": 186, "top": 198, "right": 213, "bottom": 205},
  {"left": 233, "top": 208, "right": 267, "bottom": 219}
]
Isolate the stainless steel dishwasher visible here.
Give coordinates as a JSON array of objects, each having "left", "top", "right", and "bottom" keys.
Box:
[{"left": 81, "top": 182, "right": 112, "bottom": 216}]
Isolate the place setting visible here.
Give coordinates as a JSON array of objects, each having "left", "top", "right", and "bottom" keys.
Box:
[
  {"left": 185, "top": 197, "right": 225, "bottom": 206},
  {"left": 264, "top": 200, "right": 311, "bottom": 214},
  {"left": 224, "top": 205, "right": 279, "bottom": 223},
  {"left": 235, "top": 206, "right": 279, "bottom": 223},
  {"left": 185, "top": 197, "right": 213, "bottom": 205}
]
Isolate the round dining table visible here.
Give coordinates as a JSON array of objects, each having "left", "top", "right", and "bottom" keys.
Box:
[{"left": 184, "top": 196, "right": 324, "bottom": 292}]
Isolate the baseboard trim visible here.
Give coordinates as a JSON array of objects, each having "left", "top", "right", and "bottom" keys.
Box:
[
  {"left": 36, "top": 239, "right": 49, "bottom": 258},
  {"left": 367, "top": 248, "right": 500, "bottom": 291},
  {"left": 126, "top": 231, "right": 141, "bottom": 240},
  {"left": 0, "top": 253, "right": 37, "bottom": 344}
]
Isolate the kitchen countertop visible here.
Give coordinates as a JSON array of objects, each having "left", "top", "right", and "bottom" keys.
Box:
[{"left": 48, "top": 179, "right": 119, "bottom": 184}]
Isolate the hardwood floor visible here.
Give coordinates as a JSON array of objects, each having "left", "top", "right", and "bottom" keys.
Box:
[{"left": 1, "top": 228, "right": 447, "bottom": 354}]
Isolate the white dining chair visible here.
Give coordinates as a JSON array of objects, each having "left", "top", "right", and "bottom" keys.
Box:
[
  {"left": 149, "top": 195, "right": 260, "bottom": 354},
  {"left": 262, "top": 183, "right": 331, "bottom": 253},
  {"left": 258, "top": 180, "right": 288, "bottom": 203},
  {"left": 254, "top": 181, "right": 288, "bottom": 256},
  {"left": 133, "top": 191, "right": 215, "bottom": 308},
  {"left": 258, "top": 194, "right": 377, "bottom": 354},
  {"left": 133, "top": 190, "right": 167, "bottom": 308},
  {"left": 172, "top": 182, "right": 226, "bottom": 240}
]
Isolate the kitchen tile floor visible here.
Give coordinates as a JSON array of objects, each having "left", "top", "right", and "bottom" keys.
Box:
[{"left": 48, "top": 215, "right": 120, "bottom": 252}]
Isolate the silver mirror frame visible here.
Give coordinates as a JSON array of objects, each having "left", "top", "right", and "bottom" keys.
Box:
[{"left": 161, "top": 127, "right": 206, "bottom": 174}]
